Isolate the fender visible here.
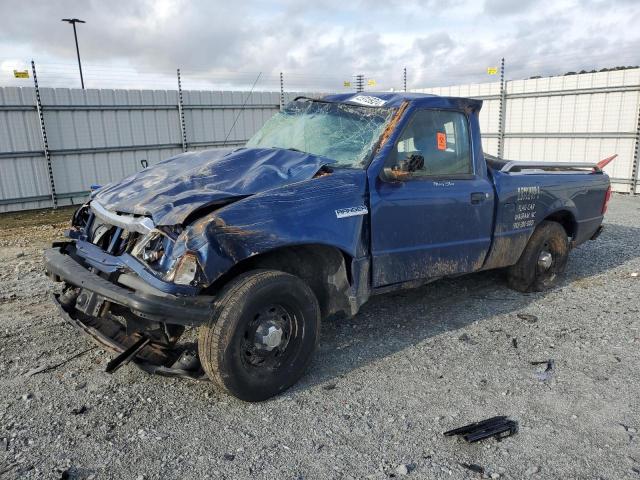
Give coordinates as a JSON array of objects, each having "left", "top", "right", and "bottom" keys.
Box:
[{"left": 172, "top": 169, "right": 370, "bottom": 286}]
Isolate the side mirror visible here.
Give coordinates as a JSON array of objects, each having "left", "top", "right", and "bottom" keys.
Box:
[
  {"left": 402, "top": 154, "right": 425, "bottom": 172},
  {"left": 382, "top": 154, "right": 424, "bottom": 181}
]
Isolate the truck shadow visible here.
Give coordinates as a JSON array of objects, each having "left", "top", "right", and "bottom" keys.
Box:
[{"left": 292, "top": 221, "right": 640, "bottom": 393}]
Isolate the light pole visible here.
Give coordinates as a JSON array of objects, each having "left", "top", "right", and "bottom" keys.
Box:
[{"left": 61, "top": 18, "right": 86, "bottom": 89}]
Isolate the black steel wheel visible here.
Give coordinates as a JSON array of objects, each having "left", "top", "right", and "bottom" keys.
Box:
[
  {"left": 198, "top": 270, "right": 320, "bottom": 402},
  {"left": 507, "top": 220, "right": 570, "bottom": 292}
]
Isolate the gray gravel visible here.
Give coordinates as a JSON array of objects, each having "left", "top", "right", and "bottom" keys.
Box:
[{"left": 1, "top": 194, "right": 639, "bottom": 479}]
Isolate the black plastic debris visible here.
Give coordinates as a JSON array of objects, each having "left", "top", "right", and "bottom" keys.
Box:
[
  {"left": 444, "top": 416, "right": 518, "bottom": 443},
  {"left": 460, "top": 463, "right": 485, "bottom": 474},
  {"left": 71, "top": 405, "right": 87, "bottom": 415}
]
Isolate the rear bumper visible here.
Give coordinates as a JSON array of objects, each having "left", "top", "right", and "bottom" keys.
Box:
[{"left": 44, "top": 246, "right": 213, "bottom": 326}]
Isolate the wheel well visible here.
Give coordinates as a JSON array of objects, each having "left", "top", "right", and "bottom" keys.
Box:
[
  {"left": 205, "top": 245, "right": 353, "bottom": 319},
  {"left": 544, "top": 210, "right": 576, "bottom": 238}
]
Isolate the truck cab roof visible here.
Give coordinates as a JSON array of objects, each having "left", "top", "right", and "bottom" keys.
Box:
[{"left": 320, "top": 92, "right": 483, "bottom": 112}]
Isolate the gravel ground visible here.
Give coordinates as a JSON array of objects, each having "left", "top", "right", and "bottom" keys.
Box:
[{"left": 1, "top": 195, "right": 639, "bottom": 480}]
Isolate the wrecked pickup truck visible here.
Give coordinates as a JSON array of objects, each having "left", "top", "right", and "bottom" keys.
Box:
[{"left": 45, "top": 92, "right": 612, "bottom": 401}]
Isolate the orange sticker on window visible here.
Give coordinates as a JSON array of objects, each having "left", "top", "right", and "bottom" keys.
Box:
[{"left": 437, "top": 132, "right": 447, "bottom": 150}]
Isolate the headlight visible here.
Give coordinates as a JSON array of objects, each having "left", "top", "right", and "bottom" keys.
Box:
[
  {"left": 131, "top": 231, "right": 166, "bottom": 266},
  {"left": 168, "top": 252, "right": 201, "bottom": 286}
]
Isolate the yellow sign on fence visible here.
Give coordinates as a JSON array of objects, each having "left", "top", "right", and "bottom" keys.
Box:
[
  {"left": 487, "top": 67, "right": 498, "bottom": 75},
  {"left": 13, "top": 70, "right": 29, "bottom": 79},
  {"left": 367, "top": 79, "right": 376, "bottom": 86},
  {"left": 343, "top": 81, "right": 352, "bottom": 87}
]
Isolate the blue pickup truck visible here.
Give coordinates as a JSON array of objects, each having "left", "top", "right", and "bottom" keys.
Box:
[{"left": 45, "top": 92, "right": 612, "bottom": 401}]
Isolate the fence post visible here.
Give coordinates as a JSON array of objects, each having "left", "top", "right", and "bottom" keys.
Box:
[
  {"left": 280, "top": 72, "right": 285, "bottom": 110},
  {"left": 497, "top": 57, "right": 506, "bottom": 159},
  {"left": 176, "top": 68, "right": 188, "bottom": 152},
  {"left": 355, "top": 74, "right": 364, "bottom": 93},
  {"left": 632, "top": 99, "right": 640, "bottom": 194},
  {"left": 31, "top": 60, "right": 57, "bottom": 209},
  {"left": 403, "top": 67, "right": 407, "bottom": 92}
]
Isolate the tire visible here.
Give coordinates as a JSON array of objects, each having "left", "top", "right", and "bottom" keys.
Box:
[
  {"left": 507, "top": 221, "right": 570, "bottom": 292},
  {"left": 198, "top": 269, "right": 320, "bottom": 402}
]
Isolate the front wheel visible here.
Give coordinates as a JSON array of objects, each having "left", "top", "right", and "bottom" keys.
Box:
[
  {"left": 507, "top": 221, "right": 570, "bottom": 292},
  {"left": 198, "top": 270, "right": 320, "bottom": 402}
]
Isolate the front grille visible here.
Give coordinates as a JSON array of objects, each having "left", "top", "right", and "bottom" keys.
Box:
[{"left": 82, "top": 202, "right": 176, "bottom": 274}]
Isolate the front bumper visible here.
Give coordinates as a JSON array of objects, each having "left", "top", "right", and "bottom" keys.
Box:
[
  {"left": 45, "top": 244, "right": 211, "bottom": 380},
  {"left": 44, "top": 246, "right": 213, "bottom": 326}
]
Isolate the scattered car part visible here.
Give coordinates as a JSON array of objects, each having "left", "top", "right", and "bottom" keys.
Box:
[{"left": 444, "top": 416, "right": 519, "bottom": 442}]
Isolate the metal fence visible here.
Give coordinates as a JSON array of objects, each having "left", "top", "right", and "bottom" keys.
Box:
[
  {"left": 0, "top": 85, "right": 321, "bottom": 212},
  {"left": 415, "top": 67, "right": 640, "bottom": 194},
  {"left": 2, "top": 67, "right": 640, "bottom": 212}
]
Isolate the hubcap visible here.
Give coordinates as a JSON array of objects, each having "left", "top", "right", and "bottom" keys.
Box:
[
  {"left": 242, "top": 304, "right": 293, "bottom": 368},
  {"left": 255, "top": 324, "right": 283, "bottom": 351},
  {"left": 538, "top": 250, "right": 553, "bottom": 270}
]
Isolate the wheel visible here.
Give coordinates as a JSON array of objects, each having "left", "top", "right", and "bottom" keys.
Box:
[
  {"left": 198, "top": 270, "right": 320, "bottom": 402},
  {"left": 507, "top": 221, "right": 569, "bottom": 292}
]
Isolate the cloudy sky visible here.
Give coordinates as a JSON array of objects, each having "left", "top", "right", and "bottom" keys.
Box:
[{"left": 0, "top": 0, "right": 639, "bottom": 91}]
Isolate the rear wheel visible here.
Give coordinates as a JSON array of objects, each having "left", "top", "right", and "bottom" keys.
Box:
[
  {"left": 507, "top": 221, "right": 569, "bottom": 292},
  {"left": 198, "top": 270, "right": 320, "bottom": 402}
]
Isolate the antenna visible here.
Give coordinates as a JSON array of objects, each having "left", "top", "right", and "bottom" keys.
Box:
[{"left": 223, "top": 72, "right": 262, "bottom": 147}]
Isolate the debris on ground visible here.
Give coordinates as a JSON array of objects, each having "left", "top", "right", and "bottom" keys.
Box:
[
  {"left": 531, "top": 359, "right": 555, "bottom": 382},
  {"left": 517, "top": 313, "right": 539, "bottom": 323},
  {"left": 24, "top": 346, "right": 96, "bottom": 377},
  {"left": 460, "top": 462, "right": 485, "bottom": 474},
  {"left": 71, "top": 405, "right": 88, "bottom": 415},
  {"left": 444, "top": 416, "right": 519, "bottom": 443}
]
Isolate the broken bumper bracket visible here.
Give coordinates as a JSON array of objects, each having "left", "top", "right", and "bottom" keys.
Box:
[{"left": 52, "top": 293, "right": 207, "bottom": 381}]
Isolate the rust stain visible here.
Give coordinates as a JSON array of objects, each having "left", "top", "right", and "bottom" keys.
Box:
[
  {"left": 482, "top": 234, "right": 528, "bottom": 270},
  {"left": 376, "top": 101, "right": 409, "bottom": 153},
  {"left": 208, "top": 217, "right": 256, "bottom": 237}
]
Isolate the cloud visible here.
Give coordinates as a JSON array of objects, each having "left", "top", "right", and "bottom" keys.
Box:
[
  {"left": 0, "top": 0, "right": 638, "bottom": 91},
  {"left": 484, "top": 0, "right": 538, "bottom": 16}
]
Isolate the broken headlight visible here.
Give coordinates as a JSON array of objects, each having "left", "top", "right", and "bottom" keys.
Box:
[
  {"left": 131, "top": 231, "right": 166, "bottom": 267},
  {"left": 166, "top": 252, "right": 201, "bottom": 286}
]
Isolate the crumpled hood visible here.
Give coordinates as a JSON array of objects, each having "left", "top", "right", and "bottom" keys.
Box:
[{"left": 93, "top": 147, "right": 336, "bottom": 226}]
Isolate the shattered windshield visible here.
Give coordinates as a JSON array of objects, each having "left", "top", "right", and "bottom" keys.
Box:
[{"left": 246, "top": 99, "right": 395, "bottom": 168}]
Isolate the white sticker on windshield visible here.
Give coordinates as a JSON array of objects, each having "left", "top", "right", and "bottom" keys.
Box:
[
  {"left": 348, "top": 95, "right": 386, "bottom": 107},
  {"left": 336, "top": 206, "right": 368, "bottom": 218}
]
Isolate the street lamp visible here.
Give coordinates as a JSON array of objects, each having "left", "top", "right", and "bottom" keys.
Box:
[{"left": 61, "top": 18, "right": 86, "bottom": 89}]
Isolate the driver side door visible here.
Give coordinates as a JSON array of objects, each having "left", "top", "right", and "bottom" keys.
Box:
[{"left": 369, "top": 108, "right": 494, "bottom": 287}]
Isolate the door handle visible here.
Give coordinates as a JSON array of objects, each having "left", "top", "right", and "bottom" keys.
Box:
[{"left": 470, "top": 192, "right": 488, "bottom": 205}]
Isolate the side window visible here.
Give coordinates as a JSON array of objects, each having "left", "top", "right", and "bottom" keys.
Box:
[{"left": 388, "top": 110, "right": 472, "bottom": 177}]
